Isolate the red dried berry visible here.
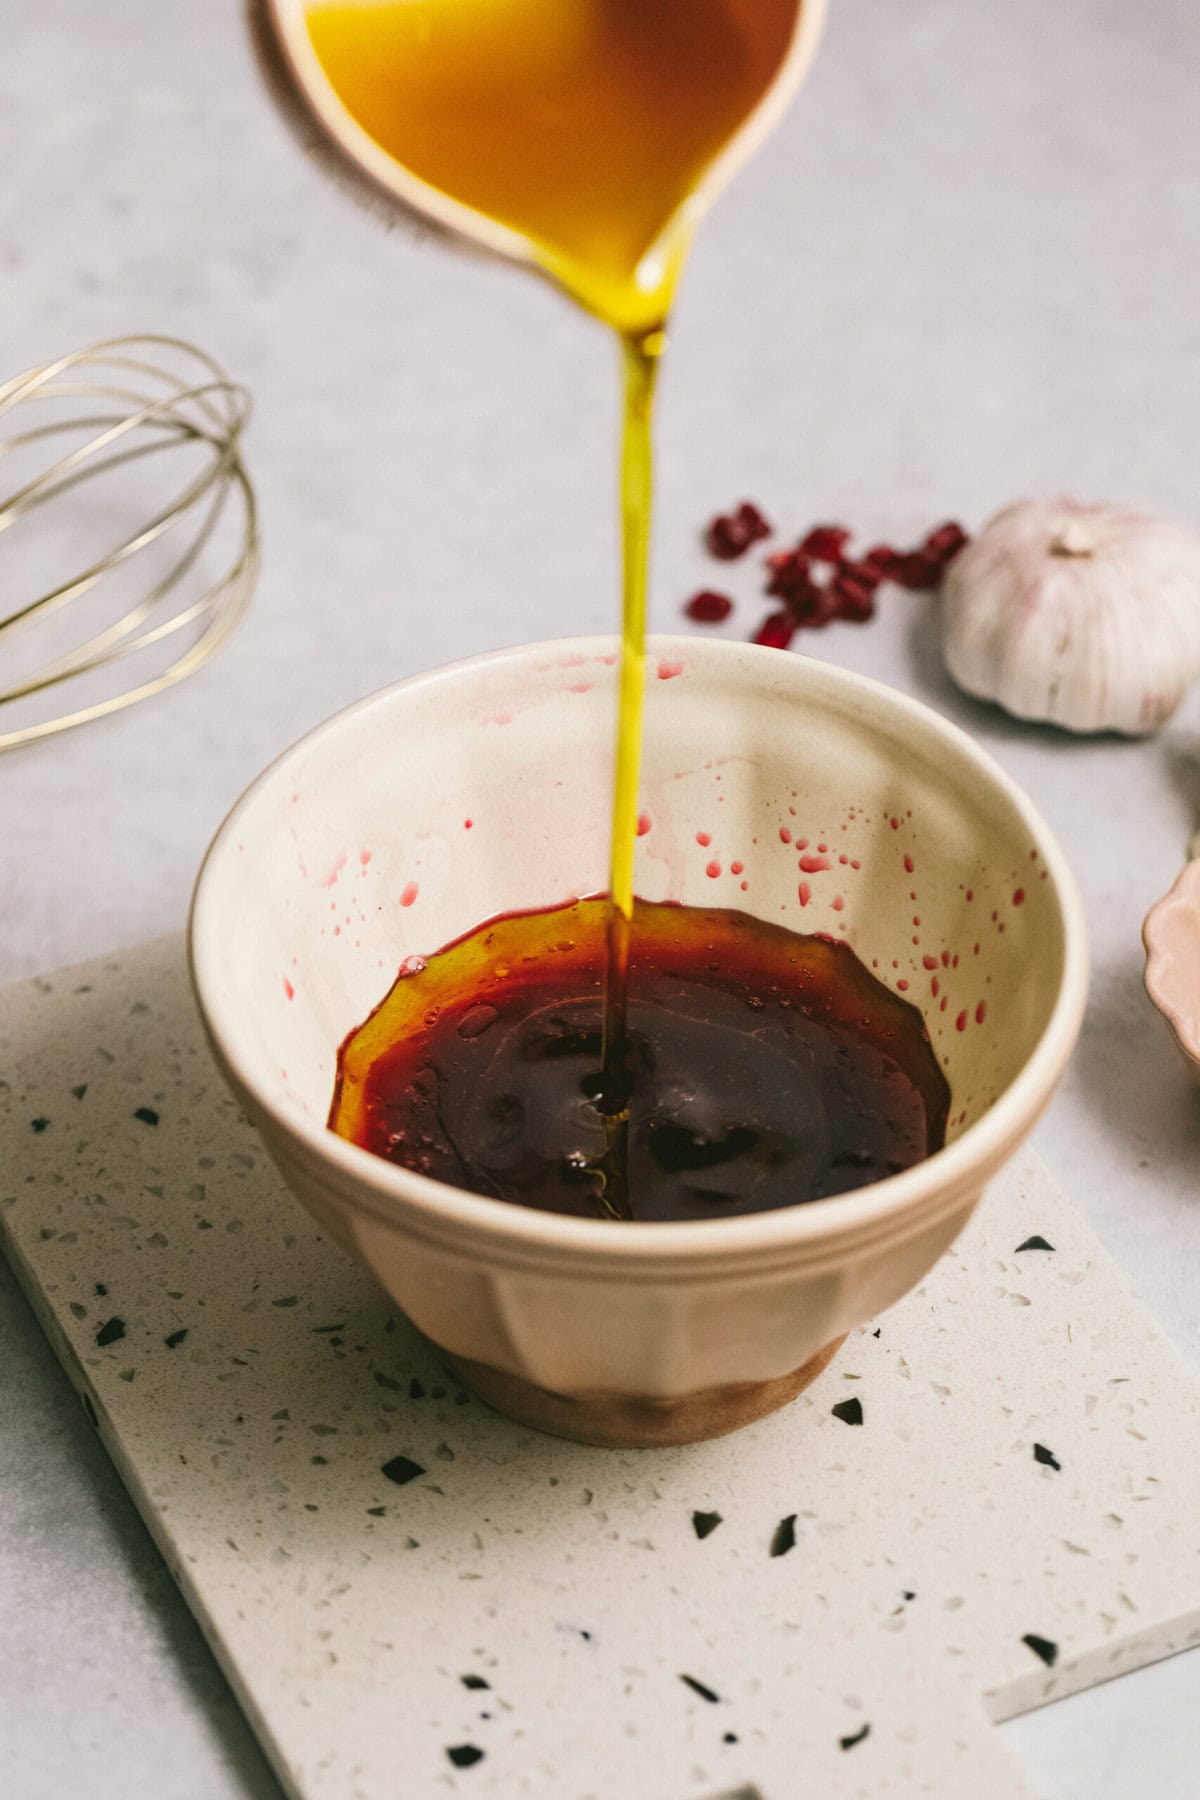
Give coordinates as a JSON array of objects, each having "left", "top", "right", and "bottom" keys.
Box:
[
  {"left": 705, "top": 500, "right": 772, "bottom": 560},
  {"left": 754, "top": 610, "right": 796, "bottom": 650},
  {"left": 706, "top": 515, "right": 748, "bottom": 559},
  {"left": 788, "top": 581, "right": 839, "bottom": 628},
  {"left": 735, "top": 501, "right": 772, "bottom": 542},
  {"left": 923, "top": 521, "right": 968, "bottom": 564},
  {"left": 836, "top": 557, "right": 884, "bottom": 594},
  {"left": 831, "top": 571, "right": 877, "bottom": 621},
  {"left": 765, "top": 548, "right": 814, "bottom": 600},
  {"left": 862, "top": 544, "right": 901, "bottom": 578},
  {"left": 891, "top": 550, "right": 942, "bottom": 591},
  {"left": 734, "top": 509, "right": 967, "bottom": 649},
  {"left": 799, "top": 524, "right": 852, "bottom": 562},
  {"left": 685, "top": 589, "right": 734, "bottom": 624},
  {"left": 781, "top": 578, "right": 829, "bottom": 619}
]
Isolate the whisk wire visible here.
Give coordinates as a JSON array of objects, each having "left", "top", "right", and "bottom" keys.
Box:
[
  {"left": 0, "top": 379, "right": 249, "bottom": 519},
  {"left": 0, "top": 336, "right": 258, "bottom": 751},
  {"left": 7, "top": 477, "right": 234, "bottom": 696},
  {"left": 0, "top": 418, "right": 240, "bottom": 639}
]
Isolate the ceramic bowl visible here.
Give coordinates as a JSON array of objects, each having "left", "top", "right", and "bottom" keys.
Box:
[
  {"left": 190, "top": 637, "right": 1088, "bottom": 1447},
  {"left": 1143, "top": 859, "right": 1200, "bottom": 1073}
]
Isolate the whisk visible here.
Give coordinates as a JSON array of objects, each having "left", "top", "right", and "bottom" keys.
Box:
[{"left": 0, "top": 334, "right": 258, "bottom": 753}]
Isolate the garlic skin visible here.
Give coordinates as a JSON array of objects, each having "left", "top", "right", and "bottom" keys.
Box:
[{"left": 941, "top": 497, "right": 1200, "bottom": 735}]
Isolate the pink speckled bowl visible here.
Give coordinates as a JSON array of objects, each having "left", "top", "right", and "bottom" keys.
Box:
[
  {"left": 1143, "top": 860, "right": 1200, "bottom": 1072},
  {"left": 189, "top": 636, "right": 1088, "bottom": 1446}
]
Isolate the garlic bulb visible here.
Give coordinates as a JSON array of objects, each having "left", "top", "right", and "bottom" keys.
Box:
[{"left": 941, "top": 497, "right": 1200, "bottom": 734}]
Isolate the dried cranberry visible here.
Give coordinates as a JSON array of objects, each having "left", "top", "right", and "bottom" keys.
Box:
[
  {"left": 735, "top": 501, "right": 772, "bottom": 542},
  {"left": 923, "top": 521, "right": 968, "bottom": 564},
  {"left": 685, "top": 589, "right": 734, "bottom": 624},
  {"left": 765, "top": 548, "right": 814, "bottom": 599},
  {"left": 754, "top": 610, "right": 796, "bottom": 650},
  {"left": 862, "top": 544, "right": 902, "bottom": 578},
  {"left": 706, "top": 500, "right": 772, "bottom": 560},
  {"left": 735, "top": 509, "right": 968, "bottom": 649},
  {"left": 835, "top": 557, "right": 884, "bottom": 594},
  {"left": 891, "top": 550, "right": 942, "bottom": 591},
  {"left": 831, "top": 571, "right": 877, "bottom": 621},
  {"left": 782, "top": 577, "right": 827, "bottom": 619},
  {"left": 706, "top": 515, "right": 746, "bottom": 558},
  {"left": 799, "top": 524, "right": 851, "bottom": 562},
  {"left": 788, "top": 581, "right": 839, "bottom": 628}
]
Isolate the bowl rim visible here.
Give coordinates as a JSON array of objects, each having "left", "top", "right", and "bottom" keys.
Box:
[{"left": 189, "top": 633, "right": 1089, "bottom": 1266}]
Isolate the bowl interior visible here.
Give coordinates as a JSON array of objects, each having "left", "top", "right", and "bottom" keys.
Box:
[{"left": 193, "top": 638, "right": 1070, "bottom": 1158}]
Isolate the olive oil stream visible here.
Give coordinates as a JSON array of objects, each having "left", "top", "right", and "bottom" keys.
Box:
[
  {"left": 306, "top": 2, "right": 810, "bottom": 1213},
  {"left": 596, "top": 329, "right": 659, "bottom": 1214}
]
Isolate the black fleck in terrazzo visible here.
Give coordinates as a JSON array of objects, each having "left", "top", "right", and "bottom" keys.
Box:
[
  {"left": 769, "top": 1514, "right": 797, "bottom": 1558},
  {"left": 447, "top": 1743, "right": 485, "bottom": 1768},
  {"left": 681, "top": 1674, "right": 721, "bottom": 1704},
  {"left": 380, "top": 1454, "right": 425, "bottom": 1487},
  {"left": 0, "top": 939, "right": 1197, "bottom": 1800}
]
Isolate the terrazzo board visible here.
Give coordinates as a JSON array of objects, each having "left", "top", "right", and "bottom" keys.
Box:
[{"left": 1, "top": 939, "right": 1198, "bottom": 1800}]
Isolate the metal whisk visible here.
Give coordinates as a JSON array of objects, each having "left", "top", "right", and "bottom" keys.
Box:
[{"left": 0, "top": 334, "right": 258, "bottom": 753}]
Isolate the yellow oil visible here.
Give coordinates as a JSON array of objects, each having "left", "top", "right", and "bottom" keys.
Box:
[{"left": 305, "top": 0, "right": 806, "bottom": 1158}]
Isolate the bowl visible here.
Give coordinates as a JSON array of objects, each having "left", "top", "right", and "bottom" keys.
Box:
[
  {"left": 1143, "top": 858, "right": 1200, "bottom": 1073},
  {"left": 190, "top": 636, "right": 1088, "bottom": 1447}
]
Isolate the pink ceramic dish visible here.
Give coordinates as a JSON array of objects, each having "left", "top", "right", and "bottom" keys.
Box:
[
  {"left": 189, "top": 636, "right": 1088, "bottom": 1447},
  {"left": 1143, "top": 858, "right": 1200, "bottom": 1071}
]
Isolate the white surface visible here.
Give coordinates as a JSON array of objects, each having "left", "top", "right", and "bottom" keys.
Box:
[
  {"left": 1, "top": 0, "right": 1198, "bottom": 1795},
  {"left": 3, "top": 937, "right": 1199, "bottom": 1800}
]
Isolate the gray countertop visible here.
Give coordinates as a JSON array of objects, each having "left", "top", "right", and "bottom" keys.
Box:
[{"left": 1, "top": 1, "right": 1198, "bottom": 1795}]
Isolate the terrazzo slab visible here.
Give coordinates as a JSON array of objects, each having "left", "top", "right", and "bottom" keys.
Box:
[{"left": 1, "top": 938, "right": 1198, "bottom": 1800}]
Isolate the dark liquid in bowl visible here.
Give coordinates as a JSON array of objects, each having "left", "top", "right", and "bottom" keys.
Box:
[{"left": 330, "top": 897, "right": 949, "bottom": 1223}]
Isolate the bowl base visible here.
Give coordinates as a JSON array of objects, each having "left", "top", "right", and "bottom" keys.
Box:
[{"left": 444, "top": 1336, "right": 846, "bottom": 1448}]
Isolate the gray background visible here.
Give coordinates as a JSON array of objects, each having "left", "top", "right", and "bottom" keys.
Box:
[{"left": 2, "top": 0, "right": 1198, "bottom": 1794}]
